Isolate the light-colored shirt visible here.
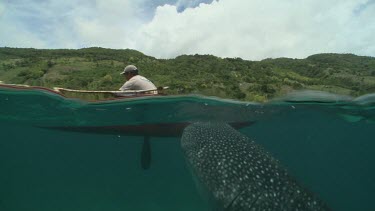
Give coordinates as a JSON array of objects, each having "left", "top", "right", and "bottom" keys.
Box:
[{"left": 119, "top": 75, "right": 157, "bottom": 91}]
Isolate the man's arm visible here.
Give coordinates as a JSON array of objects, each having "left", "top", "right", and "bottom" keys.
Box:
[{"left": 119, "top": 80, "right": 134, "bottom": 91}]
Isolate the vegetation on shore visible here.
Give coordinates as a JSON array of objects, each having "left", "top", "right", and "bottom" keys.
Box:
[{"left": 0, "top": 47, "right": 374, "bottom": 101}]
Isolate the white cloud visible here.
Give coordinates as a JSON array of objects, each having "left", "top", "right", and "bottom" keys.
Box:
[
  {"left": 0, "top": 2, "right": 47, "bottom": 48},
  {"left": 0, "top": 22, "right": 47, "bottom": 48},
  {"left": 0, "top": 0, "right": 146, "bottom": 49},
  {"left": 134, "top": 0, "right": 374, "bottom": 60},
  {"left": 1, "top": 0, "right": 374, "bottom": 60},
  {"left": 69, "top": 0, "right": 147, "bottom": 48},
  {"left": 175, "top": 0, "right": 215, "bottom": 11},
  {"left": 0, "top": 2, "right": 5, "bottom": 17},
  {"left": 334, "top": 1, "right": 375, "bottom": 56}
]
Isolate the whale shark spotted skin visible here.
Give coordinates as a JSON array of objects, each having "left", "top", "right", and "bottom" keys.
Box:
[{"left": 181, "top": 122, "right": 331, "bottom": 211}]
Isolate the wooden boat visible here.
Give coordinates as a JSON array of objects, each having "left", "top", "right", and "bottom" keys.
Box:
[
  {"left": 53, "top": 86, "right": 168, "bottom": 101},
  {"left": 0, "top": 82, "right": 168, "bottom": 101}
]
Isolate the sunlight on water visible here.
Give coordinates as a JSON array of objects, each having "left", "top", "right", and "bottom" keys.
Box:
[{"left": 0, "top": 86, "right": 374, "bottom": 211}]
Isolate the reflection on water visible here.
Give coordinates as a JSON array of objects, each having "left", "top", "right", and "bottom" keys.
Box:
[{"left": 0, "top": 87, "right": 374, "bottom": 211}]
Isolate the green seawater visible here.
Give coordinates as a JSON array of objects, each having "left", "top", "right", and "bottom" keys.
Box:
[{"left": 0, "top": 88, "right": 374, "bottom": 211}]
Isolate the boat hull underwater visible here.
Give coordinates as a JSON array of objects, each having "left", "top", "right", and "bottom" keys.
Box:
[
  {"left": 40, "top": 121, "right": 255, "bottom": 171},
  {"left": 41, "top": 121, "right": 254, "bottom": 137}
]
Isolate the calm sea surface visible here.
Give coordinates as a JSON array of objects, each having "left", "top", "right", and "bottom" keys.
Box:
[{"left": 0, "top": 87, "right": 374, "bottom": 211}]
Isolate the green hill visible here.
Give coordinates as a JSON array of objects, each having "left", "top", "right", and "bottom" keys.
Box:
[{"left": 1, "top": 47, "right": 374, "bottom": 101}]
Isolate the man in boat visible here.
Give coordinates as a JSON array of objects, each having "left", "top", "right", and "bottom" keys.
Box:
[{"left": 119, "top": 65, "right": 157, "bottom": 93}]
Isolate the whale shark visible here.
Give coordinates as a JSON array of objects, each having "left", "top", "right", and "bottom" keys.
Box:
[{"left": 181, "top": 122, "right": 331, "bottom": 211}]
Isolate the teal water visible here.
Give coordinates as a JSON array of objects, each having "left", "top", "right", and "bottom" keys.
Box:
[{"left": 0, "top": 88, "right": 374, "bottom": 211}]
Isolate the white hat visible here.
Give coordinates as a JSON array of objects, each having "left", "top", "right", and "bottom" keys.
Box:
[{"left": 120, "top": 65, "right": 138, "bottom": 75}]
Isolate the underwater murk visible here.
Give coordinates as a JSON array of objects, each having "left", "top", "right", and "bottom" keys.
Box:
[{"left": 0, "top": 86, "right": 374, "bottom": 211}]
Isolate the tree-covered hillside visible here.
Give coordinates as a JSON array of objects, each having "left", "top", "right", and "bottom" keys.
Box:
[{"left": 0, "top": 47, "right": 374, "bottom": 101}]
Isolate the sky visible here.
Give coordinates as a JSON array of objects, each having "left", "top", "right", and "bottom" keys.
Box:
[{"left": 0, "top": 0, "right": 374, "bottom": 60}]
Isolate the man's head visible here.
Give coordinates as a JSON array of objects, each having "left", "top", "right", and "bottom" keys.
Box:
[{"left": 121, "top": 65, "right": 139, "bottom": 80}]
